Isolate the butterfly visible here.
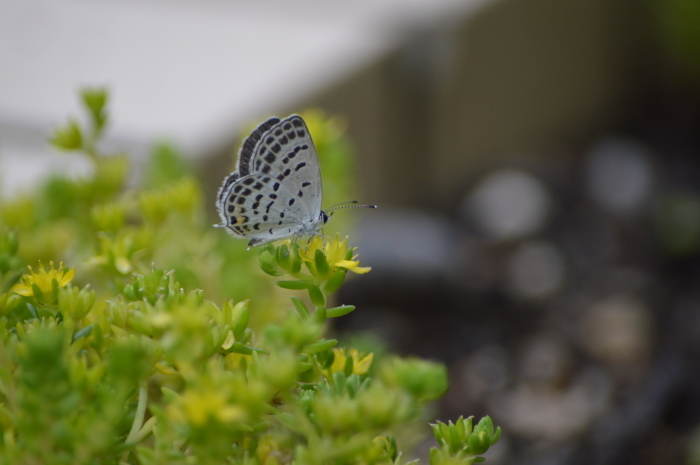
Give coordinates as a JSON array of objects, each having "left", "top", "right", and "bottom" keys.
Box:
[{"left": 216, "top": 114, "right": 375, "bottom": 248}]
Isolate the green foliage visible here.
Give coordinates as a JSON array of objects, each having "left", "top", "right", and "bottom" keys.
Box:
[
  {"left": 0, "top": 90, "right": 499, "bottom": 464},
  {"left": 430, "top": 417, "right": 501, "bottom": 465}
]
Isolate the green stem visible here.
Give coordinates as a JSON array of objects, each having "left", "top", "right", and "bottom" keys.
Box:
[
  {"left": 131, "top": 416, "right": 157, "bottom": 443},
  {"left": 125, "top": 384, "right": 148, "bottom": 444}
]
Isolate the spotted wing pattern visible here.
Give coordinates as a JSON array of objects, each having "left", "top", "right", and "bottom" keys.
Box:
[
  {"left": 247, "top": 115, "right": 322, "bottom": 219},
  {"left": 216, "top": 115, "right": 323, "bottom": 247},
  {"left": 236, "top": 117, "right": 280, "bottom": 176}
]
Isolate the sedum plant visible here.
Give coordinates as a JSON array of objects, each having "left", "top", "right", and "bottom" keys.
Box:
[{"left": 0, "top": 89, "right": 499, "bottom": 464}]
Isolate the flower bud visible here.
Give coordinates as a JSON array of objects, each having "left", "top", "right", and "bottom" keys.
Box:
[
  {"left": 467, "top": 416, "right": 500, "bottom": 455},
  {"left": 58, "top": 285, "right": 96, "bottom": 321}
]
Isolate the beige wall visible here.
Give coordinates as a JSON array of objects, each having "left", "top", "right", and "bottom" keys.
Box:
[{"left": 306, "top": 0, "right": 650, "bottom": 212}]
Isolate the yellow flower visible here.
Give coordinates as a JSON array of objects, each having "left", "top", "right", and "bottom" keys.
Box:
[
  {"left": 326, "top": 348, "right": 374, "bottom": 376},
  {"left": 299, "top": 235, "right": 371, "bottom": 276},
  {"left": 11, "top": 261, "right": 75, "bottom": 303},
  {"left": 170, "top": 389, "right": 246, "bottom": 426}
]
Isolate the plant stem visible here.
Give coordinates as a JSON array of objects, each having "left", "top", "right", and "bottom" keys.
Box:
[{"left": 125, "top": 384, "right": 148, "bottom": 444}]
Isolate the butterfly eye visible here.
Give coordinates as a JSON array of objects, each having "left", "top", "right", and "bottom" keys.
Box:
[{"left": 321, "top": 211, "right": 330, "bottom": 224}]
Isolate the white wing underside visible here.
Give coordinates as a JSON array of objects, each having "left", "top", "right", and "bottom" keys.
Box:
[{"left": 216, "top": 115, "right": 323, "bottom": 246}]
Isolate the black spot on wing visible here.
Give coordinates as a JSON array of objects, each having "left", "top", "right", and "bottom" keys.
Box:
[
  {"left": 289, "top": 198, "right": 295, "bottom": 206},
  {"left": 295, "top": 162, "right": 307, "bottom": 171},
  {"left": 264, "top": 153, "right": 276, "bottom": 164},
  {"left": 237, "top": 117, "right": 279, "bottom": 176},
  {"left": 233, "top": 184, "right": 243, "bottom": 193},
  {"left": 302, "top": 182, "right": 311, "bottom": 187},
  {"left": 243, "top": 177, "right": 255, "bottom": 185}
]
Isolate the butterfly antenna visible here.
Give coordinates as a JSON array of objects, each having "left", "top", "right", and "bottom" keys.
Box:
[
  {"left": 326, "top": 202, "right": 377, "bottom": 212},
  {"left": 326, "top": 200, "right": 360, "bottom": 210}
]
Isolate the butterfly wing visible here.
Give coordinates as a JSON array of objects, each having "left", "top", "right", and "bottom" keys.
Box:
[
  {"left": 246, "top": 115, "right": 323, "bottom": 224},
  {"left": 216, "top": 114, "right": 323, "bottom": 247},
  {"left": 236, "top": 117, "right": 281, "bottom": 176},
  {"left": 218, "top": 173, "right": 316, "bottom": 246}
]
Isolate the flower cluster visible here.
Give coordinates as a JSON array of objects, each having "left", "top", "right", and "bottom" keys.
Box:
[{"left": 0, "top": 89, "right": 500, "bottom": 465}]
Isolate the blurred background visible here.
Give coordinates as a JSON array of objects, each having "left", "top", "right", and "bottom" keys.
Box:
[{"left": 2, "top": 0, "right": 700, "bottom": 464}]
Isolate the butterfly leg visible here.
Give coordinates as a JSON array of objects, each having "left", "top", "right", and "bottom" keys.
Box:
[{"left": 311, "top": 228, "right": 325, "bottom": 244}]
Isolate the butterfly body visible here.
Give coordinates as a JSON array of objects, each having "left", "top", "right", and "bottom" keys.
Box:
[{"left": 216, "top": 115, "right": 330, "bottom": 248}]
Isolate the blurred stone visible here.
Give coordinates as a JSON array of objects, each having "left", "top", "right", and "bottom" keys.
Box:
[
  {"left": 490, "top": 383, "right": 602, "bottom": 442},
  {"left": 571, "top": 367, "right": 613, "bottom": 416},
  {"left": 579, "top": 295, "right": 653, "bottom": 365},
  {"left": 457, "top": 345, "right": 510, "bottom": 403},
  {"left": 464, "top": 169, "right": 551, "bottom": 240},
  {"left": 585, "top": 137, "right": 653, "bottom": 216},
  {"left": 507, "top": 241, "right": 566, "bottom": 300},
  {"left": 517, "top": 335, "right": 571, "bottom": 385}
]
